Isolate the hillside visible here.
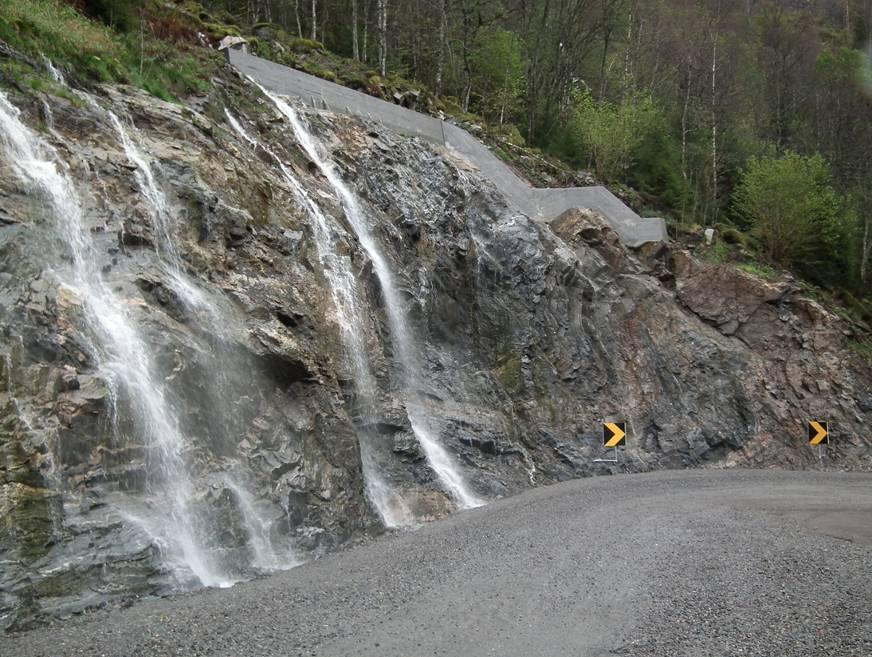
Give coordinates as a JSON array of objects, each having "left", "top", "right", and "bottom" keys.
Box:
[
  {"left": 0, "top": 0, "right": 871, "bottom": 635},
  {"left": 2, "top": 0, "right": 869, "bottom": 320}
]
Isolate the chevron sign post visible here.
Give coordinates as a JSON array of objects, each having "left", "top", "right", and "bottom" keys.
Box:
[
  {"left": 603, "top": 422, "right": 627, "bottom": 448},
  {"left": 808, "top": 420, "right": 828, "bottom": 446},
  {"left": 595, "top": 421, "right": 627, "bottom": 464},
  {"left": 808, "top": 420, "right": 830, "bottom": 464}
]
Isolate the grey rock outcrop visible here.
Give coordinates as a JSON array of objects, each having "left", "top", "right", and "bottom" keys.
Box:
[
  {"left": 0, "top": 70, "right": 869, "bottom": 630},
  {"left": 228, "top": 49, "right": 668, "bottom": 245}
]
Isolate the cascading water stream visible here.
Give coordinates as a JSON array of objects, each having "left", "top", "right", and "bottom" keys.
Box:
[
  {"left": 225, "top": 109, "right": 413, "bottom": 527},
  {"left": 107, "top": 111, "right": 220, "bottom": 315},
  {"left": 256, "top": 87, "right": 483, "bottom": 510},
  {"left": 0, "top": 91, "right": 228, "bottom": 588},
  {"left": 223, "top": 477, "right": 297, "bottom": 570},
  {"left": 107, "top": 109, "right": 299, "bottom": 566},
  {"left": 42, "top": 57, "right": 65, "bottom": 85}
]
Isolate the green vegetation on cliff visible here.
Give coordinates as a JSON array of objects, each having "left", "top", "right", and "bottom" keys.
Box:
[
  {"left": 0, "top": 0, "right": 869, "bottom": 309},
  {"left": 0, "top": 0, "right": 222, "bottom": 99}
]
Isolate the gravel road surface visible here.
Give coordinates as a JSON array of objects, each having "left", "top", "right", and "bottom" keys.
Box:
[{"left": 3, "top": 469, "right": 870, "bottom": 657}]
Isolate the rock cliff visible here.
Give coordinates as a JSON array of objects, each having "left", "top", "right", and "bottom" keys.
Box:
[{"left": 0, "top": 66, "right": 869, "bottom": 629}]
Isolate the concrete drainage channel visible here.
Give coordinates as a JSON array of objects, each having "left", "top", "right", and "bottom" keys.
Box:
[{"left": 227, "top": 48, "right": 668, "bottom": 247}]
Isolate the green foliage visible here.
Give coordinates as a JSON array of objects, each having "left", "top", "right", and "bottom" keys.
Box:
[
  {"left": 495, "top": 346, "right": 523, "bottom": 394},
  {"left": 490, "top": 122, "right": 525, "bottom": 147},
  {"left": 732, "top": 152, "right": 851, "bottom": 284},
  {"left": 286, "top": 37, "right": 324, "bottom": 53},
  {"left": 81, "top": 0, "right": 143, "bottom": 32},
  {"left": 0, "top": 0, "right": 218, "bottom": 101},
  {"left": 737, "top": 261, "right": 778, "bottom": 280},
  {"left": 704, "top": 239, "right": 731, "bottom": 264},
  {"left": 837, "top": 290, "right": 872, "bottom": 325},
  {"left": 718, "top": 226, "right": 749, "bottom": 246},
  {"left": 0, "top": 0, "right": 119, "bottom": 67},
  {"left": 816, "top": 46, "right": 864, "bottom": 87},
  {"left": 847, "top": 336, "right": 872, "bottom": 362},
  {"left": 0, "top": 60, "right": 83, "bottom": 107},
  {"left": 569, "top": 89, "right": 661, "bottom": 182},
  {"left": 626, "top": 117, "right": 691, "bottom": 211},
  {"left": 469, "top": 28, "right": 524, "bottom": 124}
]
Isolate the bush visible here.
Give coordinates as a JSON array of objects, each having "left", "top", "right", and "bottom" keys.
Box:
[
  {"left": 80, "top": 0, "right": 143, "bottom": 32},
  {"left": 286, "top": 38, "right": 323, "bottom": 53},
  {"left": 626, "top": 119, "right": 691, "bottom": 212},
  {"left": 0, "top": 0, "right": 218, "bottom": 101},
  {"left": 731, "top": 151, "right": 851, "bottom": 284},
  {"left": 569, "top": 88, "right": 661, "bottom": 182}
]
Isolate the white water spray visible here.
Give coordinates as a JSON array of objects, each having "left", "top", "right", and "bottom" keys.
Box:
[
  {"left": 257, "top": 89, "right": 483, "bottom": 510},
  {"left": 224, "top": 476, "right": 298, "bottom": 570},
  {"left": 0, "top": 92, "right": 228, "bottom": 587},
  {"left": 225, "top": 109, "right": 414, "bottom": 527},
  {"left": 107, "top": 108, "right": 300, "bottom": 566},
  {"left": 43, "top": 58, "right": 65, "bottom": 85}
]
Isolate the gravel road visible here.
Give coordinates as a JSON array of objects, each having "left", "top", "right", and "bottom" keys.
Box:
[{"left": 3, "top": 469, "right": 870, "bottom": 657}]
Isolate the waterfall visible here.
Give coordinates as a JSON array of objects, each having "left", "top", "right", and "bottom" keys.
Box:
[
  {"left": 257, "top": 88, "right": 483, "bottom": 510},
  {"left": 225, "top": 109, "right": 413, "bottom": 527},
  {"left": 107, "top": 111, "right": 219, "bottom": 315},
  {"left": 0, "top": 92, "right": 230, "bottom": 588},
  {"left": 107, "top": 109, "right": 300, "bottom": 566},
  {"left": 223, "top": 476, "right": 297, "bottom": 570},
  {"left": 43, "top": 57, "right": 64, "bottom": 85}
]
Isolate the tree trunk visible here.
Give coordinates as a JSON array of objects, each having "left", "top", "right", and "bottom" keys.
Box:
[
  {"left": 378, "top": 0, "right": 388, "bottom": 77},
  {"left": 321, "top": 0, "right": 328, "bottom": 44},
  {"left": 294, "top": 0, "right": 302, "bottom": 38},
  {"left": 435, "top": 0, "right": 447, "bottom": 93},
  {"left": 862, "top": 212, "right": 871, "bottom": 284},
  {"left": 362, "top": 0, "right": 369, "bottom": 63},
  {"left": 599, "top": 26, "right": 611, "bottom": 100},
  {"left": 681, "top": 64, "right": 692, "bottom": 180},
  {"left": 710, "top": 33, "right": 719, "bottom": 223},
  {"left": 352, "top": 0, "right": 359, "bottom": 60},
  {"left": 624, "top": 7, "right": 633, "bottom": 82},
  {"left": 311, "top": 0, "right": 317, "bottom": 41}
]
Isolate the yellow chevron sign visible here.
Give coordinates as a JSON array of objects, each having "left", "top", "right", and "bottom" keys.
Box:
[
  {"left": 808, "top": 420, "right": 828, "bottom": 446},
  {"left": 603, "top": 422, "right": 626, "bottom": 448}
]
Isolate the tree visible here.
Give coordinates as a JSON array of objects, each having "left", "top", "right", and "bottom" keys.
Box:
[
  {"left": 469, "top": 28, "right": 525, "bottom": 123},
  {"left": 377, "top": 0, "right": 387, "bottom": 76},
  {"left": 569, "top": 88, "right": 660, "bottom": 181},
  {"left": 732, "top": 152, "right": 849, "bottom": 282}
]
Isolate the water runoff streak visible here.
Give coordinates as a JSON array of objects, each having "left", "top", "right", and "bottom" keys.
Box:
[
  {"left": 257, "top": 87, "right": 483, "bottom": 510},
  {"left": 108, "top": 109, "right": 297, "bottom": 568},
  {"left": 0, "top": 92, "right": 228, "bottom": 587},
  {"left": 225, "top": 109, "right": 413, "bottom": 527},
  {"left": 107, "top": 111, "right": 220, "bottom": 315}
]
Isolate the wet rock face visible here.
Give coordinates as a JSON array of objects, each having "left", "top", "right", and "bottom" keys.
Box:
[
  {"left": 0, "top": 77, "right": 870, "bottom": 629},
  {"left": 343, "top": 131, "right": 870, "bottom": 482}
]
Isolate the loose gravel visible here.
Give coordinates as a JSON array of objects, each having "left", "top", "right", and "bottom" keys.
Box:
[{"left": 2, "top": 469, "right": 870, "bottom": 657}]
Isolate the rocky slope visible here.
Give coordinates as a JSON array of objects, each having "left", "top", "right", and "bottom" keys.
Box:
[{"left": 0, "top": 62, "right": 869, "bottom": 630}]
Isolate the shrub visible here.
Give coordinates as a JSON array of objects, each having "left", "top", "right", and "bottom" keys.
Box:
[
  {"left": 569, "top": 88, "right": 661, "bottom": 182},
  {"left": 286, "top": 38, "right": 323, "bottom": 53},
  {"left": 732, "top": 151, "right": 851, "bottom": 284},
  {"left": 78, "top": 0, "right": 144, "bottom": 32}
]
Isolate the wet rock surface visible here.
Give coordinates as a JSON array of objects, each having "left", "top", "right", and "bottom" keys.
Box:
[{"left": 0, "top": 69, "right": 870, "bottom": 629}]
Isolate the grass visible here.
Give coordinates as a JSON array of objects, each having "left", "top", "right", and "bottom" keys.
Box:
[
  {"left": 0, "top": 0, "right": 221, "bottom": 101},
  {"left": 0, "top": 0, "right": 123, "bottom": 77},
  {"left": 847, "top": 336, "right": 872, "bottom": 362},
  {"left": 703, "top": 239, "right": 731, "bottom": 264},
  {"left": 0, "top": 59, "right": 83, "bottom": 107},
  {"left": 737, "top": 261, "right": 779, "bottom": 280},
  {"left": 698, "top": 228, "right": 781, "bottom": 281}
]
